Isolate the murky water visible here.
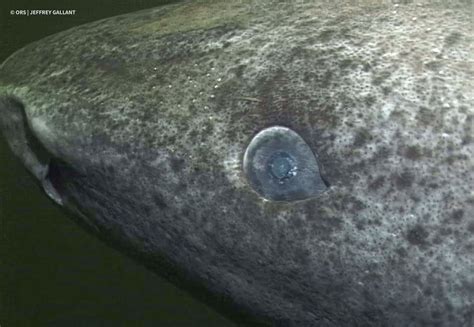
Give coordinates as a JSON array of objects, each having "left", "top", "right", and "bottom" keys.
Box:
[{"left": 0, "top": 1, "right": 236, "bottom": 326}]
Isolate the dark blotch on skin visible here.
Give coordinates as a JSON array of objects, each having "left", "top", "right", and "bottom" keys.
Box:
[
  {"left": 362, "top": 62, "right": 372, "bottom": 72},
  {"left": 353, "top": 128, "right": 372, "bottom": 147},
  {"left": 451, "top": 209, "right": 464, "bottom": 222},
  {"left": 365, "top": 95, "right": 376, "bottom": 107},
  {"left": 372, "top": 71, "right": 391, "bottom": 86},
  {"left": 393, "top": 170, "right": 414, "bottom": 189},
  {"left": 416, "top": 106, "right": 436, "bottom": 126},
  {"left": 339, "top": 58, "right": 353, "bottom": 69},
  {"left": 462, "top": 115, "right": 473, "bottom": 144},
  {"left": 319, "top": 29, "right": 336, "bottom": 42},
  {"left": 372, "top": 146, "right": 391, "bottom": 161},
  {"left": 382, "top": 86, "right": 392, "bottom": 96},
  {"left": 406, "top": 225, "right": 430, "bottom": 247},
  {"left": 232, "top": 64, "right": 246, "bottom": 78},
  {"left": 396, "top": 247, "right": 408, "bottom": 258},
  {"left": 310, "top": 216, "right": 343, "bottom": 240},
  {"left": 444, "top": 32, "right": 462, "bottom": 47},
  {"left": 369, "top": 176, "right": 385, "bottom": 190},
  {"left": 425, "top": 61, "right": 443, "bottom": 72},
  {"left": 404, "top": 145, "right": 423, "bottom": 160},
  {"left": 170, "top": 156, "right": 185, "bottom": 172},
  {"left": 152, "top": 193, "right": 168, "bottom": 210},
  {"left": 467, "top": 222, "right": 474, "bottom": 234}
]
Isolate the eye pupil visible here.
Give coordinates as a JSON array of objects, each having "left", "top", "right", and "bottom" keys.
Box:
[{"left": 268, "top": 152, "right": 297, "bottom": 183}]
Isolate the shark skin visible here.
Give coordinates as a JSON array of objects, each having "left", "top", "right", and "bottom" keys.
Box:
[{"left": 0, "top": 0, "right": 473, "bottom": 325}]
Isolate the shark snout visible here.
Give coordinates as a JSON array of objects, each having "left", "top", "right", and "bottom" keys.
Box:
[{"left": 0, "top": 96, "right": 63, "bottom": 205}]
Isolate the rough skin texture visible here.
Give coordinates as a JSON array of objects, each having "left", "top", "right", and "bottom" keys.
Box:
[{"left": 0, "top": 0, "right": 473, "bottom": 325}]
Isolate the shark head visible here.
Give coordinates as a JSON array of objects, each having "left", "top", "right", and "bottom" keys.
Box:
[{"left": 1, "top": 1, "right": 473, "bottom": 325}]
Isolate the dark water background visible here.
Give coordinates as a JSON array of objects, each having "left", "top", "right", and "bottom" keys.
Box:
[{"left": 0, "top": 1, "right": 237, "bottom": 326}]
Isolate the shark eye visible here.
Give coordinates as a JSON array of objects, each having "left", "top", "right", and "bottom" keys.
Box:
[{"left": 243, "top": 126, "right": 328, "bottom": 201}]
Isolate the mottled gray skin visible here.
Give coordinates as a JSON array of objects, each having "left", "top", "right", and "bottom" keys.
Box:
[{"left": 0, "top": 0, "right": 473, "bottom": 325}]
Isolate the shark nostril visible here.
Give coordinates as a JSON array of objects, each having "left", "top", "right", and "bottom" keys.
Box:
[
  {"left": 0, "top": 95, "right": 64, "bottom": 205},
  {"left": 43, "top": 167, "right": 64, "bottom": 205},
  {"left": 43, "top": 159, "right": 65, "bottom": 204},
  {"left": 0, "top": 96, "right": 48, "bottom": 178}
]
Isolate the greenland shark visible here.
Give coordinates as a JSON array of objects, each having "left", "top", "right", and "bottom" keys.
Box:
[{"left": 0, "top": 0, "right": 472, "bottom": 325}]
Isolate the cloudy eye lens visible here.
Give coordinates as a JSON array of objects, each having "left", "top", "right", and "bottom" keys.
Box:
[
  {"left": 268, "top": 151, "right": 297, "bottom": 183},
  {"left": 243, "top": 126, "right": 328, "bottom": 201}
]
